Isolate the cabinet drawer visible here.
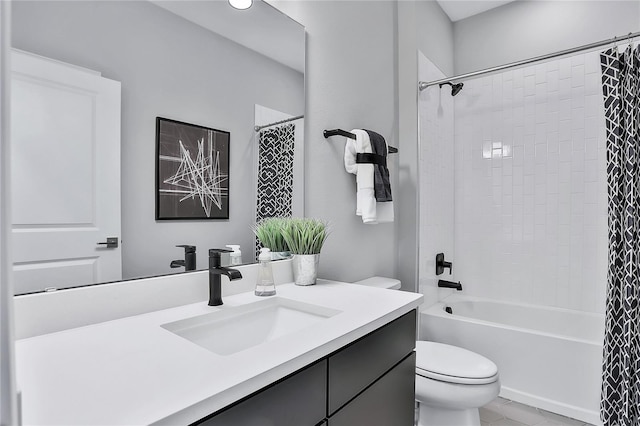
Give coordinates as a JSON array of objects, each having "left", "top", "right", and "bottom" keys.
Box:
[
  {"left": 328, "top": 352, "right": 416, "bottom": 426},
  {"left": 195, "top": 360, "right": 327, "bottom": 426},
  {"left": 328, "top": 310, "right": 416, "bottom": 415}
]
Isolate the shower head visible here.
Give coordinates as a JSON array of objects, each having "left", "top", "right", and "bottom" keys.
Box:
[{"left": 439, "top": 81, "right": 464, "bottom": 96}]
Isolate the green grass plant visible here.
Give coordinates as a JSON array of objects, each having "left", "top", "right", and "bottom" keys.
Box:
[
  {"left": 252, "top": 217, "right": 290, "bottom": 252},
  {"left": 281, "top": 218, "right": 329, "bottom": 255}
]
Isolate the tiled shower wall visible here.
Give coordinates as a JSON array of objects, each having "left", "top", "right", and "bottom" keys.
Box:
[
  {"left": 418, "top": 52, "right": 455, "bottom": 308},
  {"left": 453, "top": 50, "right": 608, "bottom": 314}
]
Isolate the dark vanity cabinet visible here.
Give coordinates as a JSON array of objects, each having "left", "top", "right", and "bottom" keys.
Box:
[
  {"left": 194, "top": 310, "right": 417, "bottom": 426},
  {"left": 196, "top": 360, "right": 327, "bottom": 426},
  {"left": 327, "top": 353, "right": 416, "bottom": 426},
  {"left": 326, "top": 310, "right": 417, "bottom": 426}
]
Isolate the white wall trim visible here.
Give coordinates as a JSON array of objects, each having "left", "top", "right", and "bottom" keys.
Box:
[{"left": 0, "top": 1, "right": 19, "bottom": 423}]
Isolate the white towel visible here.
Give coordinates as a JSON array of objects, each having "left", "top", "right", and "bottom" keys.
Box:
[{"left": 344, "top": 129, "right": 394, "bottom": 224}]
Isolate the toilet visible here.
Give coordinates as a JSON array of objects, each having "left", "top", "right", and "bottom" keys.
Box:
[
  {"left": 414, "top": 341, "right": 499, "bottom": 426},
  {"left": 352, "top": 277, "right": 500, "bottom": 426}
]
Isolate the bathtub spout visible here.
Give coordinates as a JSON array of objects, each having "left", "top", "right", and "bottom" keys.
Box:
[{"left": 438, "top": 279, "right": 462, "bottom": 291}]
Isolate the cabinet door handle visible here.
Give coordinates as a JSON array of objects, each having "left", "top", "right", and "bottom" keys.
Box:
[{"left": 97, "top": 237, "right": 119, "bottom": 248}]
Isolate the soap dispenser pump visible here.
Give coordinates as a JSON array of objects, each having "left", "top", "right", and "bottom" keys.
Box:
[
  {"left": 226, "top": 245, "right": 242, "bottom": 266},
  {"left": 255, "top": 247, "right": 276, "bottom": 296}
]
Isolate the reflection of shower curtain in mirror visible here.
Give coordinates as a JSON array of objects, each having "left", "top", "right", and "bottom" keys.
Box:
[{"left": 255, "top": 123, "right": 296, "bottom": 256}]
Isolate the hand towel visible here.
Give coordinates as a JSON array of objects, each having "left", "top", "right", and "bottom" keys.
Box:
[
  {"left": 344, "top": 129, "right": 394, "bottom": 224},
  {"left": 344, "top": 129, "right": 376, "bottom": 223},
  {"left": 364, "top": 129, "right": 392, "bottom": 202}
]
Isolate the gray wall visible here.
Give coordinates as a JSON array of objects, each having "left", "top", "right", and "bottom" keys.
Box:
[
  {"left": 272, "top": 0, "right": 454, "bottom": 290},
  {"left": 416, "top": 0, "right": 454, "bottom": 77},
  {"left": 396, "top": 0, "right": 420, "bottom": 292},
  {"left": 394, "top": 0, "right": 454, "bottom": 291},
  {"left": 454, "top": 0, "right": 640, "bottom": 75},
  {"left": 12, "top": 1, "right": 304, "bottom": 279},
  {"left": 271, "top": 0, "right": 400, "bottom": 283}
]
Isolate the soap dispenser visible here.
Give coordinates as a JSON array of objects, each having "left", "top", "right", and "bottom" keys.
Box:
[
  {"left": 226, "top": 245, "right": 242, "bottom": 266},
  {"left": 255, "top": 247, "right": 276, "bottom": 296}
]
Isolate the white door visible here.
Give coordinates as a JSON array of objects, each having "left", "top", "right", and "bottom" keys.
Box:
[{"left": 11, "top": 50, "right": 122, "bottom": 294}]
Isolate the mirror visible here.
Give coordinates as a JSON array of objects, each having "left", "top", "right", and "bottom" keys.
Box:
[{"left": 10, "top": 0, "right": 305, "bottom": 295}]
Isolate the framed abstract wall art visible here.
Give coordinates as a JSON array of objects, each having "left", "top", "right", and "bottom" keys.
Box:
[{"left": 155, "top": 117, "right": 229, "bottom": 220}]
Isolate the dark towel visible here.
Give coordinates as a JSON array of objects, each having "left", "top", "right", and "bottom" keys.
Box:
[{"left": 364, "top": 130, "right": 392, "bottom": 202}]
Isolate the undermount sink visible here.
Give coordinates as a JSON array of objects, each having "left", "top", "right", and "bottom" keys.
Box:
[{"left": 161, "top": 297, "right": 342, "bottom": 356}]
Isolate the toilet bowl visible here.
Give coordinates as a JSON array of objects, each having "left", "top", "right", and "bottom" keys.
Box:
[
  {"left": 351, "top": 277, "right": 501, "bottom": 426},
  {"left": 415, "top": 341, "right": 500, "bottom": 426}
]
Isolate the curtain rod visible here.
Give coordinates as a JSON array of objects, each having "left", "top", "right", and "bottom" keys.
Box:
[
  {"left": 419, "top": 30, "right": 640, "bottom": 91},
  {"left": 254, "top": 114, "right": 304, "bottom": 132}
]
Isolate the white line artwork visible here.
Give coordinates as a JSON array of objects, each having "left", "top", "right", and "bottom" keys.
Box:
[
  {"left": 160, "top": 131, "right": 227, "bottom": 217},
  {"left": 158, "top": 123, "right": 229, "bottom": 218}
]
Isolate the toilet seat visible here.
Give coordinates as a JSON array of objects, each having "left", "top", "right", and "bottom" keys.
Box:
[
  {"left": 415, "top": 341, "right": 498, "bottom": 385},
  {"left": 416, "top": 367, "right": 498, "bottom": 385}
]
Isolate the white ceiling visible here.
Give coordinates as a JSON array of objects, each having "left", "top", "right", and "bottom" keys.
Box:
[
  {"left": 151, "top": 0, "right": 305, "bottom": 73},
  {"left": 436, "top": 0, "right": 517, "bottom": 22}
]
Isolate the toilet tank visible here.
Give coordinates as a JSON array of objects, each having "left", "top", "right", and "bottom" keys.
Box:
[{"left": 352, "top": 276, "right": 401, "bottom": 290}]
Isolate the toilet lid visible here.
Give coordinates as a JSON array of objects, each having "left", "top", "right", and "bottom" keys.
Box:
[{"left": 415, "top": 341, "right": 498, "bottom": 385}]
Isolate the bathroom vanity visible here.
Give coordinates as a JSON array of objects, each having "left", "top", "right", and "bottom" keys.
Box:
[
  {"left": 15, "top": 279, "right": 422, "bottom": 425},
  {"left": 198, "top": 309, "right": 416, "bottom": 426}
]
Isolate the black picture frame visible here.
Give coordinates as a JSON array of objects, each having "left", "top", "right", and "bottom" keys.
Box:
[{"left": 155, "top": 117, "right": 230, "bottom": 220}]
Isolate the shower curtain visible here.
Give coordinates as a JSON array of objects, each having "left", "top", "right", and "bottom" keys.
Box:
[
  {"left": 255, "top": 123, "right": 296, "bottom": 256},
  {"left": 600, "top": 45, "right": 640, "bottom": 426}
]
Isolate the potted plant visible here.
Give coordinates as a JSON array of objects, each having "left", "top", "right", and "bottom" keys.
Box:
[
  {"left": 252, "top": 217, "right": 291, "bottom": 260},
  {"left": 280, "top": 218, "right": 329, "bottom": 286}
]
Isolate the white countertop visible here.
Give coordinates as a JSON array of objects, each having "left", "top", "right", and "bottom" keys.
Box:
[{"left": 16, "top": 280, "right": 423, "bottom": 425}]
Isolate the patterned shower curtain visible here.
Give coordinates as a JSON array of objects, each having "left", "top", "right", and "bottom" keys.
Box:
[
  {"left": 600, "top": 45, "right": 640, "bottom": 426},
  {"left": 255, "top": 123, "right": 296, "bottom": 257}
]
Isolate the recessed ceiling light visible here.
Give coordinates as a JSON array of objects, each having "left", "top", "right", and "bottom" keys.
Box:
[{"left": 229, "top": 0, "right": 252, "bottom": 10}]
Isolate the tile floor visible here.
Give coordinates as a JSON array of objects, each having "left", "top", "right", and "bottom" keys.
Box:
[{"left": 480, "top": 397, "right": 595, "bottom": 426}]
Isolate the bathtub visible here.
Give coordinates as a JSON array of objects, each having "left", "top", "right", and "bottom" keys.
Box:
[{"left": 420, "top": 295, "right": 605, "bottom": 425}]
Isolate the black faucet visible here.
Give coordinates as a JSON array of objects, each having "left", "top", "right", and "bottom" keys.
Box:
[
  {"left": 209, "top": 249, "right": 243, "bottom": 306},
  {"left": 435, "top": 253, "right": 453, "bottom": 275},
  {"left": 438, "top": 279, "right": 462, "bottom": 291},
  {"left": 170, "top": 245, "right": 197, "bottom": 271}
]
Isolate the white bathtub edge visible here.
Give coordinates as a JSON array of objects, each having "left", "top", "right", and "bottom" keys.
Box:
[
  {"left": 423, "top": 297, "right": 604, "bottom": 346},
  {"left": 438, "top": 293, "right": 606, "bottom": 320}
]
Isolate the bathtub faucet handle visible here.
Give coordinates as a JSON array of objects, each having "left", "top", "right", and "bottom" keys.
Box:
[{"left": 435, "top": 253, "right": 453, "bottom": 275}]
